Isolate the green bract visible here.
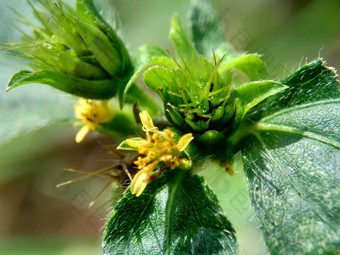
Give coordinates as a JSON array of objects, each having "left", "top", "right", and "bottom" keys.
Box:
[
  {"left": 4, "top": 0, "right": 132, "bottom": 100},
  {"left": 144, "top": 57, "right": 234, "bottom": 133}
]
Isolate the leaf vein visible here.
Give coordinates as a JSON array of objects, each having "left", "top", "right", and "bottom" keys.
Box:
[
  {"left": 256, "top": 122, "right": 340, "bottom": 148},
  {"left": 259, "top": 99, "right": 340, "bottom": 122}
]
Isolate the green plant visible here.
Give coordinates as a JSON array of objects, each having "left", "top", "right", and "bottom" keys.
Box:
[{"left": 1, "top": 0, "right": 339, "bottom": 254}]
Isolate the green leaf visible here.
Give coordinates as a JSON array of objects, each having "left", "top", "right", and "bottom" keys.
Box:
[
  {"left": 219, "top": 54, "right": 267, "bottom": 81},
  {"left": 170, "top": 14, "right": 196, "bottom": 64},
  {"left": 7, "top": 70, "right": 119, "bottom": 99},
  {"left": 189, "top": 0, "right": 230, "bottom": 58},
  {"left": 76, "top": 0, "right": 108, "bottom": 28},
  {"left": 250, "top": 59, "right": 340, "bottom": 120},
  {"left": 120, "top": 44, "right": 176, "bottom": 108},
  {"left": 133, "top": 44, "right": 169, "bottom": 68},
  {"left": 242, "top": 59, "right": 340, "bottom": 254},
  {"left": 103, "top": 170, "right": 237, "bottom": 254},
  {"left": 233, "top": 80, "right": 287, "bottom": 120},
  {"left": 124, "top": 85, "right": 161, "bottom": 116},
  {"left": 143, "top": 66, "right": 173, "bottom": 100}
]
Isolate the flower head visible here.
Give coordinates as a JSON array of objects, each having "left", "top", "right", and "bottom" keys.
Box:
[
  {"left": 125, "top": 111, "right": 194, "bottom": 196},
  {"left": 74, "top": 98, "right": 114, "bottom": 143}
]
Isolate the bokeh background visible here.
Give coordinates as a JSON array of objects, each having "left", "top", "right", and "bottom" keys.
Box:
[{"left": 0, "top": 0, "right": 339, "bottom": 254}]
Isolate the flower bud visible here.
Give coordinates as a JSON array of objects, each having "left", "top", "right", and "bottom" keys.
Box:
[
  {"left": 4, "top": 0, "right": 132, "bottom": 99},
  {"left": 144, "top": 56, "right": 235, "bottom": 134}
]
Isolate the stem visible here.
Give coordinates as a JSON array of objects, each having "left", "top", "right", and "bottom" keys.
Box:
[
  {"left": 226, "top": 123, "right": 253, "bottom": 150},
  {"left": 126, "top": 84, "right": 161, "bottom": 116}
]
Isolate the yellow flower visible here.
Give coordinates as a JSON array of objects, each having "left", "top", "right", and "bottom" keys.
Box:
[
  {"left": 74, "top": 98, "right": 114, "bottom": 143},
  {"left": 126, "top": 111, "right": 194, "bottom": 197}
]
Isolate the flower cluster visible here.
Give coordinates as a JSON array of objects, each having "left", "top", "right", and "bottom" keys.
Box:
[
  {"left": 74, "top": 98, "right": 114, "bottom": 143},
  {"left": 125, "top": 111, "right": 194, "bottom": 196}
]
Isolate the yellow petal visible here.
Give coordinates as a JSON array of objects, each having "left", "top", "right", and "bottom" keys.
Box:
[
  {"left": 78, "top": 98, "right": 88, "bottom": 105},
  {"left": 140, "top": 111, "right": 157, "bottom": 133},
  {"left": 74, "top": 104, "right": 85, "bottom": 119},
  {"left": 74, "top": 98, "right": 113, "bottom": 124},
  {"left": 131, "top": 170, "right": 151, "bottom": 197},
  {"left": 126, "top": 138, "right": 148, "bottom": 148},
  {"left": 142, "top": 160, "right": 159, "bottom": 173},
  {"left": 75, "top": 126, "right": 90, "bottom": 143},
  {"left": 93, "top": 102, "right": 114, "bottom": 123},
  {"left": 176, "top": 133, "right": 194, "bottom": 151},
  {"left": 100, "top": 100, "right": 108, "bottom": 107}
]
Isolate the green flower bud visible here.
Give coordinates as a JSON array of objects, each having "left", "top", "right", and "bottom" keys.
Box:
[
  {"left": 4, "top": 0, "right": 132, "bottom": 99},
  {"left": 143, "top": 13, "right": 283, "bottom": 140},
  {"left": 142, "top": 13, "right": 236, "bottom": 134},
  {"left": 144, "top": 55, "right": 235, "bottom": 134}
]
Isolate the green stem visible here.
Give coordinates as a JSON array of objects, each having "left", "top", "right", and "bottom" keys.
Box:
[
  {"left": 226, "top": 123, "right": 253, "bottom": 151},
  {"left": 126, "top": 84, "right": 161, "bottom": 116}
]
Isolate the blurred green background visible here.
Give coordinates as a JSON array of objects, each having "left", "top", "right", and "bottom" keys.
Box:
[{"left": 0, "top": 0, "right": 339, "bottom": 254}]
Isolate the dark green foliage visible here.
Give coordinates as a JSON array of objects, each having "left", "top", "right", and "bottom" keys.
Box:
[
  {"left": 189, "top": 0, "right": 233, "bottom": 60},
  {"left": 103, "top": 170, "right": 237, "bottom": 255},
  {"left": 242, "top": 60, "right": 340, "bottom": 254}
]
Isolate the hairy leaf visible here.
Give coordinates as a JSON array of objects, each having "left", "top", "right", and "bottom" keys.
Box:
[
  {"left": 249, "top": 59, "right": 339, "bottom": 120},
  {"left": 242, "top": 59, "right": 340, "bottom": 254},
  {"left": 189, "top": 0, "right": 232, "bottom": 58},
  {"left": 76, "top": 0, "right": 110, "bottom": 30},
  {"left": 103, "top": 170, "right": 237, "bottom": 255},
  {"left": 170, "top": 14, "right": 197, "bottom": 65},
  {"left": 143, "top": 65, "right": 172, "bottom": 101},
  {"left": 120, "top": 44, "right": 176, "bottom": 108},
  {"left": 233, "top": 80, "right": 287, "bottom": 120},
  {"left": 7, "top": 70, "right": 119, "bottom": 99},
  {"left": 219, "top": 54, "right": 267, "bottom": 81}
]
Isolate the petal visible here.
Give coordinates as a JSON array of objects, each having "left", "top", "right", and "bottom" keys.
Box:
[
  {"left": 131, "top": 170, "right": 151, "bottom": 197},
  {"left": 74, "top": 104, "right": 85, "bottom": 119},
  {"left": 94, "top": 102, "right": 114, "bottom": 123},
  {"left": 176, "top": 133, "right": 194, "bottom": 151},
  {"left": 126, "top": 138, "right": 148, "bottom": 148},
  {"left": 140, "top": 111, "right": 157, "bottom": 132},
  {"left": 79, "top": 98, "right": 88, "bottom": 105},
  {"left": 142, "top": 160, "right": 159, "bottom": 173},
  {"left": 75, "top": 126, "right": 90, "bottom": 143}
]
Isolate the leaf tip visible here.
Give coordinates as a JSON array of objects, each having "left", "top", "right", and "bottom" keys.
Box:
[{"left": 6, "top": 81, "right": 16, "bottom": 92}]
